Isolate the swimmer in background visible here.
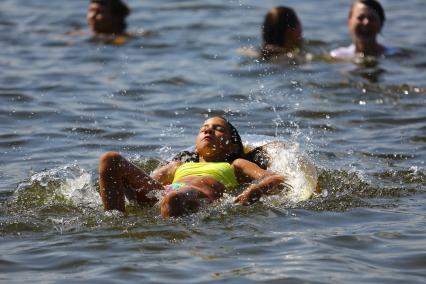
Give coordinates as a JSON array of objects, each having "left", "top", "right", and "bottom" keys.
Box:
[
  {"left": 330, "top": 0, "right": 400, "bottom": 59},
  {"left": 261, "top": 6, "right": 303, "bottom": 58},
  {"left": 237, "top": 6, "right": 303, "bottom": 62},
  {"left": 98, "top": 116, "right": 291, "bottom": 218},
  {"left": 86, "top": 0, "right": 130, "bottom": 44}
]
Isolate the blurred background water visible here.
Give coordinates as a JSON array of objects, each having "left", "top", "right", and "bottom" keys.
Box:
[{"left": 0, "top": 0, "right": 425, "bottom": 283}]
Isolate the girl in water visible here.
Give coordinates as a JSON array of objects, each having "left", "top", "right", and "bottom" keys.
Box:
[
  {"left": 261, "top": 6, "right": 303, "bottom": 58},
  {"left": 86, "top": 0, "right": 131, "bottom": 45},
  {"left": 330, "top": 0, "right": 399, "bottom": 59},
  {"left": 238, "top": 6, "right": 302, "bottom": 61},
  {"left": 87, "top": 0, "right": 130, "bottom": 35},
  {"left": 99, "top": 116, "right": 289, "bottom": 218}
]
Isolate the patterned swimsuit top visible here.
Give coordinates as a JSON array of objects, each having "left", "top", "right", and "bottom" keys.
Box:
[{"left": 172, "top": 162, "right": 239, "bottom": 189}]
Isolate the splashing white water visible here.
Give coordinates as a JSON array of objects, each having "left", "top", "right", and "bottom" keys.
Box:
[
  {"left": 243, "top": 135, "right": 318, "bottom": 202},
  {"left": 16, "top": 164, "right": 101, "bottom": 208},
  {"left": 264, "top": 142, "right": 317, "bottom": 202}
]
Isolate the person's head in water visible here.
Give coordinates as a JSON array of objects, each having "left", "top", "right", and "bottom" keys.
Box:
[
  {"left": 348, "top": 0, "right": 385, "bottom": 45},
  {"left": 87, "top": 0, "right": 130, "bottom": 35},
  {"left": 262, "top": 6, "right": 302, "bottom": 55},
  {"left": 195, "top": 116, "right": 244, "bottom": 163}
]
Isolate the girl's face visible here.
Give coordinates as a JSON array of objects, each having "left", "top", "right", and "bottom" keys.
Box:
[
  {"left": 348, "top": 2, "right": 382, "bottom": 41},
  {"left": 195, "top": 117, "right": 236, "bottom": 161},
  {"left": 87, "top": 3, "right": 119, "bottom": 34}
]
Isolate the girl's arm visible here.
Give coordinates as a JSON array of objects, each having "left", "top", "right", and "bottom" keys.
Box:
[
  {"left": 150, "top": 160, "right": 181, "bottom": 186},
  {"left": 232, "top": 158, "right": 289, "bottom": 205}
]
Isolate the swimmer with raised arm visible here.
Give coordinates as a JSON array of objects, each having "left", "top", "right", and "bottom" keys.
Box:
[
  {"left": 99, "top": 116, "right": 289, "bottom": 218},
  {"left": 330, "top": 0, "right": 399, "bottom": 59}
]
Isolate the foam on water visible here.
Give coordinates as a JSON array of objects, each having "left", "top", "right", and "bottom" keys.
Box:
[
  {"left": 243, "top": 135, "right": 318, "bottom": 202},
  {"left": 265, "top": 142, "right": 317, "bottom": 202},
  {"left": 14, "top": 164, "right": 101, "bottom": 209}
]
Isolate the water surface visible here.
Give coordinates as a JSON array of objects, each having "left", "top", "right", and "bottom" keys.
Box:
[{"left": 0, "top": 0, "right": 425, "bottom": 283}]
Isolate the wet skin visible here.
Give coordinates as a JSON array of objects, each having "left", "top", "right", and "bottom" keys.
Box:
[
  {"left": 87, "top": 3, "right": 122, "bottom": 35},
  {"left": 99, "top": 117, "right": 287, "bottom": 218},
  {"left": 348, "top": 2, "right": 384, "bottom": 56}
]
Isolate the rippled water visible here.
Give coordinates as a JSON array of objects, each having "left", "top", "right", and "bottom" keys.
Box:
[{"left": 1, "top": 0, "right": 425, "bottom": 283}]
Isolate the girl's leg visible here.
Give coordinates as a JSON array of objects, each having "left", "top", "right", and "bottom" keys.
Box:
[
  {"left": 160, "top": 186, "right": 221, "bottom": 218},
  {"left": 99, "top": 151, "right": 164, "bottom": 211},
  {"left": 160, "top": 188, "right": 201, "bottom": 218}
]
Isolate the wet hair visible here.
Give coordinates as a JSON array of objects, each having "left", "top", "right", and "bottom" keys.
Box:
[
  {"left": 244, "top": 146, "right": 269, "bottom": 170},
  {"left": 172, "top": 116, "right": 244, "bottom": 164},
  {"left": 262, "top": 6, "right": 301, "bottom": 48},
  {"left": 91, "top": 0, "right": 130, "bottom": 31},
  {"left": 172, "top": 150, "right": 199, "bottom": 163},
  {"left": 221, "top": 117, "right": 244, "bottom": 163},
  {"left": 172, "top": 117, "right": 272, "bottom": 169},
  {"left": 350, "top": 0, "right": 385, "bottom": 26}
]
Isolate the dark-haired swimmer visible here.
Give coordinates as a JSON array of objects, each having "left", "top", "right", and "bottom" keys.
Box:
[
  {"left": 87, "top": 0, "right": 130, "bottom": 35},
  {"left": 87, "top": 0, "right": 130, "bottom": 44},
  {"left": 261, "top": 6, "right": 303, "bottom": 58},
  {"left": 99, "top": 116, "right": 290, "bottom": 218},
  {"left": 330, "top": 0, "right": 400, "bottom": 59}
]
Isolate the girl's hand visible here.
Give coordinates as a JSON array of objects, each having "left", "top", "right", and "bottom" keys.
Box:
[{"left": 234, "top": 175, "right": 291, "bottom": 205}]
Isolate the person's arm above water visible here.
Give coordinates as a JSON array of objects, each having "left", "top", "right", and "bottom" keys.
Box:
[
  {"left": 232, "top": 158, "right": 288, "bottom": 205},
  {"left": 150, "top": 160, "right": 181, "bottom": 186}
]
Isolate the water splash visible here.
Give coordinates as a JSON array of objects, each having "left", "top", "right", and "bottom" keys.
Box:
[
  {"left": 13, "top": 164, "right": 100, "bottom": 210},
  {"left": 243, "top": 135, "right": 318, "bottom": 202},
  {"left": 265, "top": 142, "right": 317, "bottom": 202},
  {"left": 1, "top": 147, "right": 422, "bottom": 237}
]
